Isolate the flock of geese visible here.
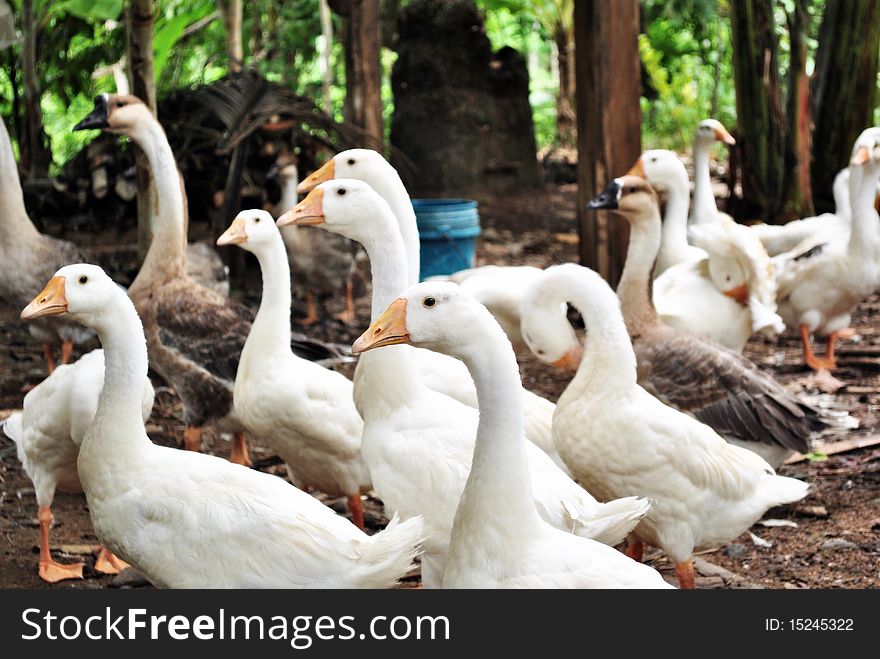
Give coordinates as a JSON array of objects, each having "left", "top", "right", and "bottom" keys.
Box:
[{"left": 1, "top": 93, "right": 878, "bottom": 588}]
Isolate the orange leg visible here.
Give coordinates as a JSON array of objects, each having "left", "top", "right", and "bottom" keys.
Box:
[
  {"left": 800, "top": 325, "right": 837, "bottom": 371},
  {"left": 183, "top": 426, "right": 202, "bottom": 452},
  {"left": 624, "top": 537, "right": 644, "bottom": 562},
  {"left": 228, "top": 431, "right": 252, "bottom": 467},
  {"left": 675, "top": 559, "right": 695, "bottom": 590},
  {"left": 94, "top": 545, "right": 130, "bottom": 575},
  {"left": 42, "top": 343, "right": 56, "bottom": 374},
  {"left": 333, "top": 280, "right": 356, "bottom": 324},
  {"left": 348, "top": 495, "right": 365, "bottom": 531},
  {"left": 296, "top": 291, "right": 320, "bottom": 326},
  {"left": 60, "top": 340, "right": 73, "bottom": 365},
  {"left": 37, "top": 506, "right": 84, "bottom": 583}
]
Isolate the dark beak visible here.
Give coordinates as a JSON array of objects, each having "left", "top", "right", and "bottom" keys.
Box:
[
  {"left": 73, "top": 95, "right": 110, "bottom": 131},
  {"left": 586, "top": 180, "right": 622, "bottom": 210}
]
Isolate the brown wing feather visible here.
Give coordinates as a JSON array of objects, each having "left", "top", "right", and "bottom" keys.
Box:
[{"left": 635, "top": 326, "right": 821, "bottom": 453}]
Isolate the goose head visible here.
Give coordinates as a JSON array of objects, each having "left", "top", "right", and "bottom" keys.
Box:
[
  {"left": 695, "top": 119, "right": 736, "bottom": 146},
  {"left": 519, "top": 276, "right": 582, "bottom": 370},
  {"left": 587, "top": 175, "right": 660, "bottom": 227},
  {"left": 217, "top": 209, "right": 278, "bottom": 252},
  {"left": 352, "top": 281, "right": 488, "bottom": 358},
  {"left": 627, "top": 149, "right": 689, "bottom": 193},
  {"left": 73, "top": 94, "right": 153, "bottom": 137},
  {"left": 851, "top": 127, "right": 880, "bottom": 168},
  {"left": 297, "top": 148, "right": 388, "bottom": 195},
  {"left": 21, "top": 264, "right": 120, "bottom": 327},
  {"left": 277, "top": 178, "right": 396, "bottom": 244}
]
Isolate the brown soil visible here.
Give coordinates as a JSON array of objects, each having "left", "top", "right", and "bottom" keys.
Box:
[{"left": 2, "top": 183, "right": 878, "bottom": 589}]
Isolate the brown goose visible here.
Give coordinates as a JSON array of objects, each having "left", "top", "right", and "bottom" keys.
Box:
[
  {"left": 73, "top": 94, "right": 338, "bottom": 464},
  {"left": 587, "top": 175, "right": 824, "bottom": 468},
  {"left": 0, "top": 118, "right": 93, "bottom": 372}
]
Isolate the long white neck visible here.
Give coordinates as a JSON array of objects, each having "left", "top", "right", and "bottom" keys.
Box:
[
  {"left": 617, "top": 210, "right": 661, "bottom": 334},
  {"left": 0, "top": 120, "right": 41, "bottom": 243},
  {"left": 656, "top": 166, "right": 695, "bottom": 272},
  {"left": 352, "top": 221, "right": 425, "bottom": 414},
  {"left": 452, "top": 312, "right": 541, "bottom": 538},
  {"left": 848, "top": 165, "right": 880, "bottom": 258},
  {"left": 240, "top": 233, "right": 294, "bottom": 376},
  {"left": 80, "top": 292, "right": 152, "bottom": 460},
  {"left": 368, "top": 170, "right": 421, "bottom": 285},
  {"left": 551, "top": 267, "right": 638, "bottom": 396},
  {"left": 129, "top": 120, "right": 187, "bottom": 288},
  {"left": 690, "top": 139, "right": 718, "bottom": 225},
  {"left": 278, "top": 172, "right": 299, "bottom": 215},
  {"left": 832, "top": 168, "right": 852, "bottom": 223}
]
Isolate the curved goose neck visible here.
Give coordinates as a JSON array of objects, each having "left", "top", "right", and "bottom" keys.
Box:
[
  {"left": 242, "top": 233, "right": 293, "bottom": 368},
  {"left": 369, "top": 169, "right": 420, "bottom": 286},
  {"left": 278, "top": 172, "right": 299, "bottom": 215},
  {"left": 550, "top": 268, "right": 638, "bottom": 393},
  {"left": 617, "top": 209, "right": 662, "bottom": 335},
  {"left": 848, "top": 165, "right": 880, "bottom": 258},
  {"left": 80, "top": 291, "right": 152, "bottom": 459},
  {"left": 690, "top": 139, "right": 717, "bottom": 225},
  {"left": 0, "top": 120, "right": 41, "bottom": 243},
  {"left": 656, "top": 166, "right": 694, "bottom": 272},
  {"left": 453, "top": 313, "right": 541, "bottom": 533},
  {"left": 129, "top": 119, "right": 187, "bottom": 289},
  {"left": 353, "top": 218, "right": 425, "bottom": 411}
]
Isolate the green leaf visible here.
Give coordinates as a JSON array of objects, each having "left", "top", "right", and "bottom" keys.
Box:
[
  {"left": 153, "top": 3, "right": 214, "bottom": 79},
  {"left": 58, "top": 0, "right": 123, "bottom": 21},
  {"left": 804, "top": 451, "right": 828, "bottom": 463}
]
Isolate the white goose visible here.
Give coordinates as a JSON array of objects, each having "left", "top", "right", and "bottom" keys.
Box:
[
  {"left": 774, "top": 127, "right": 880, "bottom": 370},
  {"left": 296, "top": 149, "right": 561, "bottom": 467},
  {"left": 20, "top": 264, "right": 422, "bottom": 589},
  {"left": 632, "top": 150, "right": 783, "bottom": 352},
  {"left": 280, "top": 180, "right": 651, "bottom": 587},
  {"left": 353, "top": 282, "right": 671, "bottom": 589},
  {"left": 217, "top": 210, "right": 370, "bottom": 528},
  {"left": 529, "top": 262, "right": 809, "bottom": 588},
  {"left": 689, "top": 118, "right": 737, "bottom": 225},
  {"left": 2, "top": 349, "right": 153, "bottom": 582}
]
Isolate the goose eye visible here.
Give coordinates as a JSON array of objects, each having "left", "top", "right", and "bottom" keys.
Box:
[
  {"left": 347, "top": 158, "right": 355, "bottom": 165},
  {"left": 422, "top": 297, "right": 436, "bottom": 308},
  {"left": 78, "top": 275, "right": 88, "bottom": 285},
  {"left": 254, "top": 217, "right": 261, "bottom": 223},
  {"left": 628, "top": 187, "right": 638, "bottom": 194},
  {"left": 337, "top": 188, "right": 347, "bottom": 196},
  {"left": 536, "top": 349, "right": 545, "bottom": 356},
  {"left": 115, "top": 101, "right": 124, "bottom": 108},
  {"left": 650, "top": 157, "right": 657, "bottom": 163}
]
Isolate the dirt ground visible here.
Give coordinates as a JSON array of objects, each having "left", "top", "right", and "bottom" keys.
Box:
[{"left": 1, "top": 182, "right": 878, "bottom": 589}]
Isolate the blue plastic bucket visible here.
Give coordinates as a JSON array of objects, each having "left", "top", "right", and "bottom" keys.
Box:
[{"left": 413, "top": 198, "right": 481, "bottom": 280}]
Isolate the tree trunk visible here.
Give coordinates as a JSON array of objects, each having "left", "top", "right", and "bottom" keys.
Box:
[
  {"left": 20, "top": 0, "right": 50, "bottom": 178},
  {"left": 780, "top": 0, "right": 814, "bottom": 221},
  {"left": 554, "top": 23, "right": 576, "bottom": 147},
  {"left": 574, "top": 0, "right": 641, "bottom": 287},
  {"left": 729, "top": 0, "right": 787, "bottom": 221},
  {"left": 811, "top": 0, "right": 880, "bottom": 213},
  {"left": 126, "top": 0, "right": 158, "bottom": 262},
  {"left": 217, "top": 0, "right": 244, "bottom": 72},
  {"left": 342, "top": 0, "right": 384, "bottom": 144},
  {"left": 320, "top": 0, "right": 333, "bottom": 112}
]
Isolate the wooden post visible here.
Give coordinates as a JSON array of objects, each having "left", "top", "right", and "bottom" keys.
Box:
[
  {"left": 342, "top": 0, "right": 384, "bottom": 144},
  {"left": 574, "top": 0, "right": 641, "bottom": 287},
  {"left": 126, "top": 0, "right": 158, "bottom": 263},
  {"left": 217, "top": 0, "right": 244, "bottom": 72},
  {"left": 21, "top": 0, "right": 50, "bottom": 178}
]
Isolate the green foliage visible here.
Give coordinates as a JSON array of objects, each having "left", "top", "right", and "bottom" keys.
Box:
[{"left": 57, "top": 0, "right": 123, "bottom": 22}]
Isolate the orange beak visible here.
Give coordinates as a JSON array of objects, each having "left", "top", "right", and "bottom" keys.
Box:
[
  {"left": 216, "top": 217, "right": 248, "bottom": 246},
  {"left": 352, "top": 298, "right": 410, "bottom": 354},
  {"left": 296, "top": 159, "right": 335, "bottom": 195},
  {"left": 549, "top": 343, "right": 584, "bottom": 371},
  {"left": 714, "top": 124, "right": 736, "bottom": 146},
  {"left": 851, "top": 145, "right": 870, "bottom": 166},
  {"left": 723, "top": 283, "right": 750, "bottom": 305},
  {"left": 277, "top": 188, "right": 325, "bottom": 228},
  {"left": 625, "top": 157, "right": 646, "bottom": 179},
  {"left": 21, "top": 276, "right": 68, "bottom": 320}
]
